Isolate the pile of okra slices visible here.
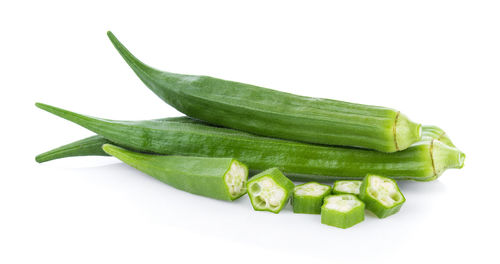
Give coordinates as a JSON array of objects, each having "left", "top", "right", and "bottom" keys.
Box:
[{"left": 36, "top": 31, "right": 465, "bottom": 229}]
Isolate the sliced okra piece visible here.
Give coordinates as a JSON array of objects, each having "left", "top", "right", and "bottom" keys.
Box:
[
  {"left": 292, "top": 182, "right": 331, "bottom": 214},
  {"left": 359, "top": 174, "right": 406, "bottom": 218},
  {"left": 247, "top": 168, "right": 294, "bottom": 213},
  {"left": 321, "top": 194, "right": 365, "bottom": 229},
  {"left": 332, "top": 180, "right": 362, "bottom": 195}
]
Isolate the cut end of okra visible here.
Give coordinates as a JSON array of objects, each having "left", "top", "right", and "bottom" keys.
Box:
[
  {"left": 292, "top": 182, "right": 331, "bottom": 214},
  {"left": 321, "top": 195, "right": 365, "bottom": 229},
  {"left": 395, "top": 113, "right": 422, "bottom": 152},
  {"left": 332, "top": 180, "right": 362, "bottom": 195},
  {"left": 359, "top": 174, "right": 405, "bottom": 218},
  {"left": 224, "top": 160, "right": 249, "bottom": 200},
  {"left": 247, "top": 168, "right": 294, "bottom": 213}
]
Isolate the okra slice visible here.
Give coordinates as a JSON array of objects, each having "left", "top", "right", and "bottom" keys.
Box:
[
  {"left": 292, "top": 182, "right": 331, "bottom": 214},
  {"left": 321, "top": 194, "right": 365, "bottom": 229},
  {"left": 359, "top": 174, "right": 406, "bottom": 218},
  {"left": 332, "top": 180, "right": 362, "bottom": 195},
  {"left": 247, "top": 168, "right": 294, "bottom": 213}
]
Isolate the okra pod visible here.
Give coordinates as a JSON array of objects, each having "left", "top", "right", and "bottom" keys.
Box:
[
  {"left": 35, "top": 103, "right": 465, "bottom": 181},
  {"left": 292, "top": 182, "right": 331, "bottom": 214},
  {"left": 421, "top": 125, "right": 456, "bottom": 148},
  {"left": 102, "top": 144, "right": 248, "bottom": 201},
  {"left": 359, "top": 174, "right": 405, "bottom": 218},
  {"left": 107, "top": 31, "right": 421, "bottom": 152},
  {"left": 247, "top": 168, "right": 295, "bottom": 213},
  {"left": 321, "top": 194, "right": 365, "bottom": 229},
  {"left": 332, "top": 180, "right": 362, "bottom": 195},
  {"left": 35, "top": 135, "right": 109, "bottom": 163}
]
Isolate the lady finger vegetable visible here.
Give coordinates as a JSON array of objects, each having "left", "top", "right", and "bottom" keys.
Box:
[
  {"left": 332, "top": 180, "right": 362, "bottom": 195},
  {"left": 35, "top": 135, "right": 109, "bottom": 163},
  {"left": 321, "top": 194, "right": 365, "bottom": 229},
  {"left": 35, "top": 103, "right": 465, "bottom": 181},
  {"left": 421, "top": 125, "right": 456, "bottom": 148},
  {"left": 247, "top": 168, "right": 294, "bottom": 213},
  {"left": 36, "top": 124, "right": 459, "bottom": 163},
  {"left": 292, "top": 182, "right": 331, "bottom": 214},
  {"left": 107, "top": 31, "right": 421, "bottom": 152},
  {"left": 359, "top": 174, "right": 405, "bottom": 218},
  {"left": 102, "top": 144, "right": 248, "bottom": 201}
]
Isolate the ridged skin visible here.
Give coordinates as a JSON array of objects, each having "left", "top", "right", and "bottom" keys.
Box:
[
  {"left": 35, "top": 103, "right": 464, "bottom": 182},
  {"left": 103, "top": 144, "right": 247, "bottom": 201},
  {"left": 35, "top": 135, "right": 108, "bottom": 163},
  {"left": 107, "top": 31, "right": 421, "bottom": 152},
  {"left": 292, "top": 182, "right": 331, "bottom": 214},
  {"left": 421, "top": 125, "right": 456, "bottom": 148}
]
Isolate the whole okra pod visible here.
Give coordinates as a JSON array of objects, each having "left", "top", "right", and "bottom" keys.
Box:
[
  {"left": 107, "top": 31, "right": 421, "bottom": 152},
  {"left": 35, "top": 103, "right": 465, "bottom": 182}
]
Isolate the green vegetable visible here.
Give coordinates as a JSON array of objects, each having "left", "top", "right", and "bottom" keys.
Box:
[
  {"left": 292, "top": 182, "right": 331, "bottom": 214},
  {"left": 359, "top": 174, "right": 405, "bottom": 218},
  {"left": 421, "top": 125, "right": 456, "bottom": 148},
  {"left": 102, "top": 144, "right": 248, "bottom": 201},
  {"left": 321, "top": 194, "right": 365, "bottom": 229},
  {"left": 36, "top": 125, "right": 458, "bottom": 163},
  {"left": 332, "top": 180, "right": 362, "bottom": 195},
  {"left": 247, "top": 168, "right": 294, "bottom": 213},
  {"left": 35, "top": 135, "right": 109, "bottom": 163},
  {"left": 107, "top": 31, "right": 421, "bottom": 152},
  {"left": 35, "top": 103, "right": 465, "bottom": 181}
]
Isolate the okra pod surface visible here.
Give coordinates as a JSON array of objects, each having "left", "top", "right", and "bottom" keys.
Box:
[
  {"left": 321, "top": 194, "right": 365, "bottom": 229},
  {"left": 107, "top": 31, "right": 421, "bottom": 152},
  {"left": 103, "top": 144, "right": 248, "bottom": 201},
  {"left": 292, "top": 182, "right": 331, "bottom": 214},
  {"left": 36, "top": 104, "right": 465, "bottom": 182}
]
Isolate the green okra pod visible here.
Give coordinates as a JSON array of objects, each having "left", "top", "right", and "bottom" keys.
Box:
[
  {"left": 102, "top": 144, "right": 248, "bottom": 201},
  {"left": 359, "top": 174, "right": 406, "bottom": 218},
  {"left": 35, "top": 135, "right": 109, "bottom": 163},
  {"left": 107, "top": 31, "right": 421, "bottom": 152},
  {"left": 321, "top": 194, "right": 365, "bottom": 229},
  {"left": 247, "top": 168, "right": 295, "bottom": 213},
  {"left": 292, "top": 182, "right": 331, "bottom": 214},
  {"left": 332, "top": 180, "right": 362, "bottom": 195},
  {"left": 421, "top": 125, "right": 456, "bottom": 148},
  {"left": 35, "top": 104, "right": 465, "bottom": 182}
]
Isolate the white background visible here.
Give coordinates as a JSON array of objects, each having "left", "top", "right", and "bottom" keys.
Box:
[{"left": 1, "top": 1, "right": 499, "bottom": 263}]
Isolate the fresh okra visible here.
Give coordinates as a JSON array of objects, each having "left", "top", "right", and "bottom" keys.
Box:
[
  {"left": 102, "top": 144, "right": 248, "bottom": 201},
  {"left": 247, "top": 168, "right": 295, "bottom": 213},
  {"left": 321, "top": 194, "right": 365, "bottom": 229},
  {"left": 292, "top": 182, "right": 331, "bottom": 214},
  {"left": 332, "top": 180, "right": 362, "bottom": 195},
  {"left": 359, "top": 174, "right": 406, "bottom": 218},
  {"left": 35, "top": 104, "right": 465, "bottom": 182},
  {"left": 107, "top": 31, "right": 422, "bottom": 153}
]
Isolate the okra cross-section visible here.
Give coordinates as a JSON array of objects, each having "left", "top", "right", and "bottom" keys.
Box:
[
  {"left": 102, "top": 144, "right": 248, "bottom": 201},
  {"left": 247, "top": 168, "right": 295, "bottom": 213},
  {"left": 292, "top": 182, "right": 331, "bottom": 214},
  {"left": 332, "top": 180, "right": 362, "bottom": 195},
  {"left": 321, "top": 194, "right": 365, "bottom": 229},
  {"left": 359, "top": 174, "right": 405, "bottom": 218}
]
